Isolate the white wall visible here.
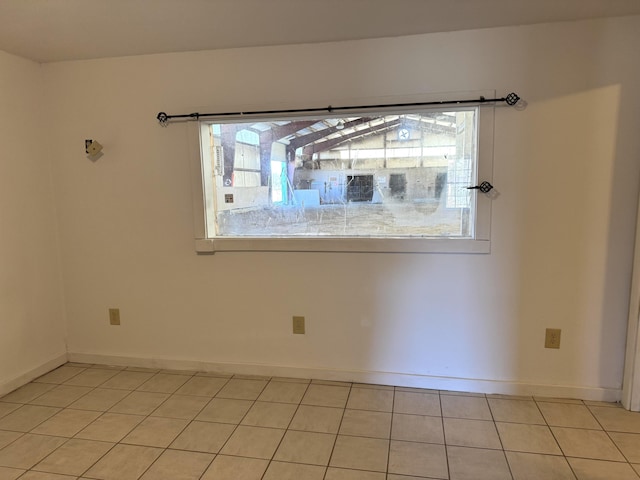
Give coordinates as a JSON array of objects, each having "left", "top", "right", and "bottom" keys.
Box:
[
  {"left": 0, "top": 51, "right": 67, "bottom": 394},
  {"left": 44, "top": 16, "right": 640, "bottom": 398}
]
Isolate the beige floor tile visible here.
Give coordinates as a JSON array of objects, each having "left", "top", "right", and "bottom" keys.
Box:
[
  {"left": 0, "top": 466, "right": 25, "bottom": 480},
  {"left": 584, "top": 400, "right": 623, "bottom": 408},
  {"left": 28, "top": 386, "right": 92, "bottom": 408},
  {"left": 90, "top": 365, "right": 125, "bottom": 371},
  {"left": 18, "top": 473, "right": 76, "bottom": 479},
  {"left": 488, "top": 398, "right": 546, "bottom": 424},
  {"left": 139, "top": 449, "right": 213, "bottom": 480},
  {"left": 34, "top": 367, "right": 86, "bottom": 385},
  {"left": 136, "top": 374, "right": 191, "bottom": 394},
  {"left": 610, "top": 432, "right": 640, "bottom": 463},
  {"left": 486, "top": 394, "right": 533, "bottom": 401},
  {"left": 447, "top": 445, "right": 512, "bottom": 480},
  {"left": 67, "top": 389, "right": 130, "bottom": 412},
  {"left": 443, "top": 417, "right": 501, "bottom": 449},
  {"left": 302, "top": 385, "right": 351, "bottom": 408},
  {"left": 33, "top": 438, "right": 113, "bottom": 476},
  {"left": 0, "top": 404, "right": 19, "bottom": 420},
  {"left": 552, "top": 426, "right": 625, "bottom": 461},
  {"left": 240, "top": 401, "right": 297, "bottom": 429},
  {"left": 388, "top": 439, "right": 448, "bottom": 478},
  {"left": 175, "top": 377, "right": 228, "bottom": 397},
  {"left": 124, "top": 367, "right": 160, "bottom": 373},
  {"left": 274, "top": 430, "right": 336, "bottom": 465},
  {"left": 537, "top": 402, "right": 601, "bottom": 429},
  {"left": 231, "top": 374, "right": 271, "bottom": 381},
  {"left": 76, "top": 413, "right": 144, "bottom": 442},
  {"left": 195, "top": 398, "right": 252, "bottom": 424},
  {"left": 262, "top": 461, "right": 325, "bottom": 480},
  {"left": 340, "top": 409, "right": 391, "bottom": 439},
  {"left": 27, "top": 364, "right": 640, "bottom": 480},
  {"left": 312, "top": 379, "right": 352, "bottom": 387},
  {"left": 0, "top": 405, "right": 60, "bottom": 432},
  {"left": 441, "top": 395, "right": 492, "bottom": 420},
  {"left": 442, "top": 390, "right": 486, "bottom": 398},
  {"left": 219, "top": 425, "right": 284, "bottom": 459},
  {"left": 392, "top": 413, "right": 444, "bottom": 444},
  {"left": 195, "top": 372, "right": 234, "bottom": 379},
  {"left": 325, "top": 468, "right": 385, "bottom": 480},
  {"left": 395, "top": 386, "right": 439, "bottom": 394},
  {"left": 387, "top": 475, "right": 431, "bottom": 480},
  {"left": 567, "top": 457, "right": 639, "bottom": 480},
  {"left": 26, "top": 470, "right": 84, "bottom": 480},
  {"left": 109, "top": 392, "right": 169, "bottom": 415},
  {"left": 200, "top": 454, "right": 268, "bottom": 480},
  {"left": 346, "top": 388, "right": 393, "bottom": 412},
  {"left": 0, "top": 434, "right": 67, "bottom": 469},
  {"left": 159, "top": 369, "right": 198, "bottom": 376},
  {"left": 122, "top": 416, "right": 189, "bottom": 448},
  {"left": 84, "top": 444, "right": 162, "bottom": 480},
  {"left": 0, "top": 432, "right": 21, "bottom": 450},
  {"left": 633, "top": 463, "right": 640, "bottom": 476},
  {"left": 534, "top": 396, "right": 583, "bottom": 404},
  {"left": 393, "top": 391, "right": 441, "bottom": 416},
  {"left": 289, "top": 405, "right": 344, "bottom": 434},
  {"left": 215, "top": 379, "right": 267, "bottom": 400},
  {"left": 589, "top": 406, "right": 640, "bottom": 433},
  {"left": 62, "top": 369, "right": 119, "bottom": 388},
  {"left": 267, "top": 377, "right": 310, "bottom": 384},
  {"left": 169, "top": 421, "right": 235, "bottom": 453},
  {"left": 99, "top": 371, "right": 155, "bottom": 390},
  {"left": 0, "top": 384, "right": 55, "bottom": 404},
  {"left": 506, "top": 451, "right": 576, "bottom": 480},
  {"left": 88, "top": 365, "right": 122, "bottom": 372},
  {"left": 329, "top": 435, "right": 389, "bottom": 472},
  {"left": 352, "top": 383, "right": 394, "bottom": 391},
  {"left": 257, "top": 381, "right": 307, "bottom": 404},
  {"left": 26, "top": 470, "right": 79, "bottom": 480},
  {"left": 151, "top": 395, "right": 209, "bottom": 420},
  {"left": 497, "top": 422, "right": 562, "bottom": 455},
  {"left": 32, "top": 409, "right": 101, "bottom": 437}
]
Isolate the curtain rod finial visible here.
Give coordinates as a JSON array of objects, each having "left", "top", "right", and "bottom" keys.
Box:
[{"left": 505, "top": 93, "right": 520, "bottom": 106}]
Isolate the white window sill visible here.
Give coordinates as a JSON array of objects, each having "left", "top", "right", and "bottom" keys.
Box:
[{"left": 195, "top": 237, "right": 490, "bottom": 254}]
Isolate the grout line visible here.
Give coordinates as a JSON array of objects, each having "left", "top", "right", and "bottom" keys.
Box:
[
  {"left": 584, "top": 403, "right": 634, "bottom": 466},
  {"left": 322, "top": 383, "right": 352, "bottom": 480},
  {"left": 199, "top": 377, "right": 272, "bottom": 480},
  {"left": 439, "top": 390, "right": 452, "bottom": 480},
  {"left": 261, "top": 381, "right": 316, "bottom": 480},
  {"left": 386, "top": 387, "right": 395, "bottom": 478},
  {"left": 486, "top": 391, "right": 515, "bottom": 480}
]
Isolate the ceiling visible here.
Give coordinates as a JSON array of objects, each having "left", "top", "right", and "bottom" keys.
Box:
[{"left": 1, "top": 0, "right": 640, "bottom": 63}]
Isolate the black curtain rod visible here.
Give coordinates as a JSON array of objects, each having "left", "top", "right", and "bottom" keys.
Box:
[{"left": 156, "top": 92, "right": 521, "bottom": 124}]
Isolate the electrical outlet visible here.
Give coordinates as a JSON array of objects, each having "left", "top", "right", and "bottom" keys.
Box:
[
  {"left": 109, "top": 308, "right": 121, "bottom": 326},
  {"left": 545, "top": 328, "right": 561, "bottom": 349},
  {"left": 293, "top": 316, "right": 305, "bottom": 334}
]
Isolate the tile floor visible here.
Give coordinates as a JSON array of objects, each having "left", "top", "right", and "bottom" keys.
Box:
[{"left": 0, "top": 363, "right": 639, "bottom": 479}]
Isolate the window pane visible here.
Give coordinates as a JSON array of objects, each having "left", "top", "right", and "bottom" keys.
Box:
[{"left": 205, "top": 109, "right": 477, "bottom": 238}]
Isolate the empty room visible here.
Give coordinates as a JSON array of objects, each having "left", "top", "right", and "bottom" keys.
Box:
[{"left": 3, "top": 1, "right": 640, "bottom": 479}]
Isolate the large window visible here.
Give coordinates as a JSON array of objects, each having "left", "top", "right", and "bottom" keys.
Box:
[{"left": 192, "top": 105, "right": 494, "bottom": 253}]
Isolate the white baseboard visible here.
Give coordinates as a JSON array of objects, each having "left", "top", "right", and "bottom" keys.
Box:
[
  {"left": 67, "top": 352, "right": 621, "bottom": 403},
  {"left": 0, "top": 353, "right": 68, "bottom": 397}
]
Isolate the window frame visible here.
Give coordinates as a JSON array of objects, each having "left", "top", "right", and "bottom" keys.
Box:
[{"left": 188, "top": 98, "right": 495, "bottom": 254}]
